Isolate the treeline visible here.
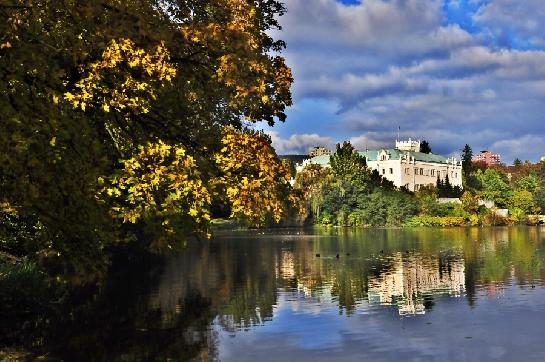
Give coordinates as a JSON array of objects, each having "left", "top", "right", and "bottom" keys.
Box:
[{"left": 293, "top": 142, "right": 545, "bottom": 227}]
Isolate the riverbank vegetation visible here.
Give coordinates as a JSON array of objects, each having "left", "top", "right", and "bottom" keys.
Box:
[{"left": 294, "top": 143, "right": 545, "bottom": 228}]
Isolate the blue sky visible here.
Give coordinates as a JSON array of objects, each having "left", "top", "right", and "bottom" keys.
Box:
[{"left": 261, "top": 0, "right": 545, "bottom": 162}]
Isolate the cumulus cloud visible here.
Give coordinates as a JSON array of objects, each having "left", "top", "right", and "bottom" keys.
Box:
[
  {"left": 266, "top": 131, "right": 334, "bottom": 155},
  {"left": 269, "top": 0, "right": 545, "bottom": 162},
  {"left": 349, "top": 133, "right": 394, "bottom": 150},
  {"left": 491, "top": 135, "right": 545, "bottom": 163},
  {"left": 474, "top": 0, "right": 545, "bottom": 46}
]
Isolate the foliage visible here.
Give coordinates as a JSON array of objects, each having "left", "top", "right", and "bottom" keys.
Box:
[
  {"left": 473, "top": 169, "right": 511, "bottom": 207},
  {"left": 329, "top": 142, "right": 369, "bottom": 183},
  {"left": 420, "top": 140, "right": 432, "bottom": 154},
  {"left": 294, "top": 164, "right": 333, "bottom": 220},
  {"left": 100, "top": 141, "right": 211, "bottom": 252},
  {"left": 64, "top": 38, "right": 176, "bottom": 114},
  {"left": 404, "top": 216, "right": 466, "bottom": 227},
  {"left": 436, "top": 174, "right": 463, "bottom": 198},
  {"left": 481, "top": 210, "right": 510, "bottom": 226},
  {"left": 0, "top": 0, "right": 294, "bottom": 284},
  {"left": 461, "top": 144, "right": 473, "bottom": 175},
  {"left": 214, "top": 127, "right": 300, "bottom": 227},
  {"left": 461, "top": 191, "right": 480, "bottom": 214},
  {"left": 507, "top": 190, "right": 539, "bottom": 216},
  {"left": 515, "top": 174, "right": 540, "bottom": 193}
]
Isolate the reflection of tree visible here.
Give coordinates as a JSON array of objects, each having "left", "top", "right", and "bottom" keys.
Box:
[
  {"left": 37, "top": 226, "right": 545, "bottom": 358},
  {"left": 43, "top": 259, "right": 219, "bottom": 360}
]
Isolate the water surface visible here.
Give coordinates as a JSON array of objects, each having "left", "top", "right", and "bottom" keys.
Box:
[{"left": 57, "top": 227, "right": 545, "bottom": 361}]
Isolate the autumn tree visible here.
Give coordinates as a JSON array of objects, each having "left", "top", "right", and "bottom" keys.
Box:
[
  {"left": 0, "top": 0, "right": 293, "bottom": 284},
  {"left": 294, "top": 164, "right": 333, "bottom": 219},
  {"left": 214, "top": 127, "right": 301, "bottom": 227}
]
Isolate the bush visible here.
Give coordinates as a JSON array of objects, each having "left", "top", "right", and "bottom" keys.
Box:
[
  {"left": 0, "top": 256, "right": 55, "bottom": 314},
  {"left": 404, "top": 216, "right": 466, "bottom": 227}
]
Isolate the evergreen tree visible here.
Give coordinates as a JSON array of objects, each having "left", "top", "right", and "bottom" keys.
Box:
[
  {"left": 436, "top": 175, "right": 443, "bottom": 194},
  {"left": 420, "top": 140, "right": 432, "bottom": 154},
  {"left": 513, "top": 158, "right": 522, "bottom": 167},
  {"left": 461, "top": 144, "right": 473, "bottom": 175}
]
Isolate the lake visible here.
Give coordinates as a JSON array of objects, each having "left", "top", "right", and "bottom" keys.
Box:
[{"left": 54, "top": 226, "right": 545, "bottom": 361}]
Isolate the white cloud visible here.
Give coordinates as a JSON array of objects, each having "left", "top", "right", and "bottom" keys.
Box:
[
  {"left": 268, "top": 0, "right": 545, "bottom": 162},
  {"left": 266, "top": 131, "right": 334, "bottom": 154},
  {"left": 349, "top": 133, "right": 392, "bottom": 150},
  {"left": 490, "top": 135, "right": 545, "bottom": 163},
  {"left": 474, "top": 0, "right": 545, "bottom": 46}
]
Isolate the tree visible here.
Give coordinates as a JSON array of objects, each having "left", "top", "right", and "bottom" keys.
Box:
[
  {"left": 330, "top": 142, "right": 369, "bottom": 182},
  {"left": 516, "top": 174, "right": 539, "bottom": 194},
  {"left": 461, "top": 144, "right": 473, "bottom": 175},
  {"left": 461, "top": 191, "right": 480, "bottom": 214},
  {"left": 214, "top": 127, "right": 301, "bottom": 227},
  {"left": 474, "top": 169, "right": 512, "bottom": 207},
  {"left": 508, "top": 190, "right": 539, "bottom": 216},
  {"left": 535, "top": 163, "right": 545, "bottom": 213},
  {"left": 513, "top": 158, "right": 522, "bottom": 167},
  {"left": 294, "top": 164, "right": 332, "bottom": 220},
  {"left": 420, "top": 140, "right": 432, "bottom": 154},
  {"left": 0, "top": 0, "right": 294, "bottom": 284}
]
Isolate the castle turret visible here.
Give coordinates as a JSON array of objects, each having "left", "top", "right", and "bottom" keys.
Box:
[{"left": 395, "top": 138, "right": 421, "bottom": 152}]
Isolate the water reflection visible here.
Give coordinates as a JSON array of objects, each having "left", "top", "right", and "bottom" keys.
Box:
[
  {"left": 52, "top": 227, "right": 545, "bottom": 360},
  {"left": 367, "top": 253, "right": 465, "bottom": 315}
]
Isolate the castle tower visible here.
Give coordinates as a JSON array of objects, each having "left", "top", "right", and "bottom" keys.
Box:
[{"left": 395, "top": 138, "right": 421, "bottom": 152}]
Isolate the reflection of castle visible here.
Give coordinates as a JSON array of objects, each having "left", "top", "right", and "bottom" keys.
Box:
[{"left": 368, "top": 253, "right": 465, "bottom": 315}]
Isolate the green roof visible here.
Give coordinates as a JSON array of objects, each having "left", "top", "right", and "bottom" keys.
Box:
[
  {"left": 305, "top": 154, "right": 331, "bottom": 166},
  {"left": 305, "top": 149, "right": 449, "bottom": 166}
]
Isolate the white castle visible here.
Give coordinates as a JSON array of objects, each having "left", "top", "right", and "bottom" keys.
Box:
[{"left": 299, "top": 138, "right": 463, "bottom": 192}]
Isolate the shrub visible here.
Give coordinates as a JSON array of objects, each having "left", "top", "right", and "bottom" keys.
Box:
[{"left": 404, "top": 216, "right": 466, "bottom": 227}]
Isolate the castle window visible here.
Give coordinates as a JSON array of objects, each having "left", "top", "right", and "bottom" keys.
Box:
[
  {"left": 431, "top": 169, "right": 435, "bottom": 177},
  {"left": 389, "top": 168, "right": 393, "bottom": 174},
  {"left": 420, "top": 168, "right": 424, "bottom": 175},
  {"left": 382, "top": 169, "right": 385, "bottom": 175}
]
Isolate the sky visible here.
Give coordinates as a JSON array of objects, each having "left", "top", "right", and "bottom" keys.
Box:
[{"left": 259, "top": 0, "right": 545, "bottom": 163}]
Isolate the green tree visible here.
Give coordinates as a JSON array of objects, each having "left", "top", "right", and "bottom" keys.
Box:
[
  {"left": 534, "top": 162, "right": 545, "bottom": 213},
  {"left": 461, "top": 144, "right": 473, "bottom": 176},
  {"left": 513, "top": 158, "right": 522, "bottom": 167},
  {"left": 420, "top": 140, "right": 432, "bottom": 154},
  {"left": 474, "top": 169, "right": 512, "bottom": 207},
  {"left": 516, "top": 174, "right": 540, "bottom": 194},
  {"left": 508, "top": 190, "right": 539, "bottom": 216},
  {"left": 330, "top": 142, "right": 369, "bottom": 183}
]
